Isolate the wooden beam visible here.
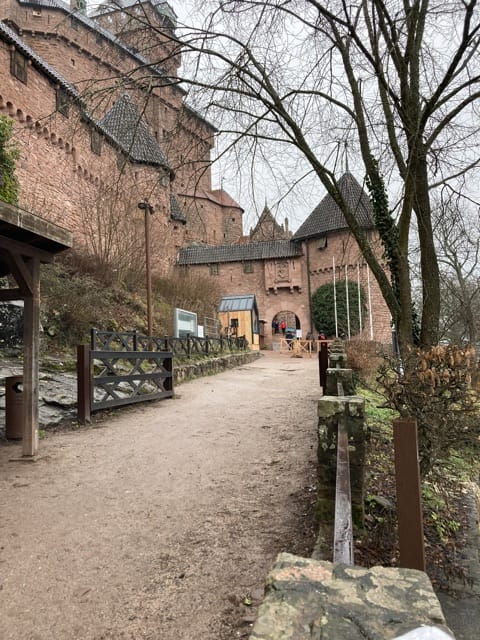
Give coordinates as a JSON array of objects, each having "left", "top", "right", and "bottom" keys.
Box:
[
  {"left": 3, "top": 251, "right": 34, "bottom": 296},
  {"left": 0, "top": 235, "right": 55, "bottom": 264},
  {"left": 22, "top": 257, "right": 40, "bottom": 457},
  {"left": 0, "top": 288, "right": 24, "bottom": 301}
]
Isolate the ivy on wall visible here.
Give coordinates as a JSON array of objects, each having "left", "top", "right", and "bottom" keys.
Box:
[{"left": 0, "top": 115, "right": 19, "bottom": 205}]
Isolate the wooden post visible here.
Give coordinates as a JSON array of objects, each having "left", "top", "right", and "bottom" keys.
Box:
[
  {"left": 22, "top": 257, "right": 40, "bottom": 456},
  {"left": 393, "top": 417, "right": 426, "bottom": 571},
  {"left": 77, "top": 344, "right": 91, "bottom": 424}
]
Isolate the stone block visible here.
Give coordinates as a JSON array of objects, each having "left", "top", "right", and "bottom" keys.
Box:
[
  {"left": 250, "top": 553, "right": 454, "bottom": 640},
  {"left": 325, "top": 367, "right": 356, "bottom": 395}
]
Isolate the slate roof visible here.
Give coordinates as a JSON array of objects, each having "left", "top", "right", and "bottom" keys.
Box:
[
  {"left": 98, "top": 94, "right": 171, "bottom": 171},
  {"left": 293, "top": 173, "right": 375, "bottom": 241},
  {"left": 170, "top": 193, "right": 186, "bottom": 223},
  {"left": 178, "top": 239, "right": 303, "bottom": 265},
  {"left": 0, "top": 22, "right": 174, "bottom": 171},
  {"left": 218, "top": 294, "right": 257, "bottom": 313},
  {"left": 15, "top": 0, "right": 218, "bottom": 133}
]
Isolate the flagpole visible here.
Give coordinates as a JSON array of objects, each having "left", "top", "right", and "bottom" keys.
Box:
[
  {"left": 367, "top": 265, "right": 374, "bottom": 340},
  {"left": 333, "top": 256, "right": 338, "bottom": 338},
  {"left": 357, "top": 263, "right": 363, "bottom": 334},
  {"left": 345, "top": 264, "right": 350, "bottom": 338}
]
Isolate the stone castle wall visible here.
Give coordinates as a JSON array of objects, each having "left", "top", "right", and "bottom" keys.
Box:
[{"left": 0, "top": 0, "right": 243, "bottom": 267}]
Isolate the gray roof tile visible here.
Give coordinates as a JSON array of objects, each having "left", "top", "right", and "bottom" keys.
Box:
[
  {"left": 178, "top": 239, "right": 302, "bottom": 265},
  {"left": 294, "top": 173, "right": 374, "bottom": 240},
  {"left": 170, "top": 193, "right": 186, "bottom": 222},
  {"left": 0, "top": 23, "right": 174, "bottom": 169},
  {"left": 99, "top": 94, "right": 171, "bottom": 170}
]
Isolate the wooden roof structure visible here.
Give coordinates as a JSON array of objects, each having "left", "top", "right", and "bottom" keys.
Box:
[{"left": 0, "top": 201, "right": 72, "bottom": 456}]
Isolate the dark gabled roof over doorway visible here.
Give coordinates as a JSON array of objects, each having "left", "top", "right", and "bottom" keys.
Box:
[{"left": 293, "top": 172, "right": 375, "bottom": 241}]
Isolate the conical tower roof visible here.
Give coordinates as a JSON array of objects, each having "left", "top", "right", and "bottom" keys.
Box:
[
  {"left": 293, "top": 173, "right": 374, "bottom": 241},
  {"left": 99, "top": 93, "right": 172, "bottom": 175}
]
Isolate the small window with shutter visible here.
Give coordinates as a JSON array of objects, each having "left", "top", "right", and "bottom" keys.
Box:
[
  {"left": 10, "top": 50, "right": 27, "bottom": 84},
  {"left": 56, "top": 88, "right": 69, "bottom": 117}
]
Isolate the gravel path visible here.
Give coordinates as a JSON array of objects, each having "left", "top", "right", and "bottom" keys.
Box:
[{"left": 0, "top": 352, "right": 319, "bottom": 640}]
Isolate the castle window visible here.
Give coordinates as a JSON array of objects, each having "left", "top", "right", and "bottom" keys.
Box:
[
  {"left": 56, "top": 88, "right": 69, "bottom": 117},
  {"left": 96, "top": 33, "right": 103, "bottom": 46},
  {"left": 317, "top": 236, "right": 327, "bottom": 250},
  {"left": 91, "top": 130, "right": 102, "bottom": 155},
  {"left": 10, "top": 50, "right": 27, "bottom": 84},
  {"left": 210, "top": 264, "right": 219, "bottom": 276},
  {"left": 71, "top": 17, "right": 79, "bottom": 30},
  {"left": 243, "top": 262, "right": 253, "bottom": 274}
]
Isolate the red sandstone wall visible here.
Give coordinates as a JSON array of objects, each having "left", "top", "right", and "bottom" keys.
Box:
[
  {"left": 5, "top": 0, "right": 217, "bottom": 197},
  {"left": 0, "top": 0, "right": 240, "bottom": 268},
  {"left": 0, "top": 39, "right": 181, "bottom": 276},
  {"left": 306, "top": 231, "right": 392, "bottom": 343},
  {"left": 183, "top": 258, "right": 311, "bottom": 347}
]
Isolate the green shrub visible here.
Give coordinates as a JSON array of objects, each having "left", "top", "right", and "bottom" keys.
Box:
[{"left": 311, "top": 280, "right": 366, "bottom": 337}]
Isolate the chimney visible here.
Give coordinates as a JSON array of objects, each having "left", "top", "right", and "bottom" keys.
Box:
[{"left": 284, "top": 217, "right": 289, "bottom": 236}]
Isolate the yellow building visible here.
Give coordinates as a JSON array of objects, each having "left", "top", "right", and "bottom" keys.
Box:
[{"left": 218, "top": 295, "right": 260, "bottom": 350}]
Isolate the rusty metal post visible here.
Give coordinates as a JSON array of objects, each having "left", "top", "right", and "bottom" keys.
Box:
[
  {"left": 319, "top": 340, "right": 328, "bottom": 391},
  {"left": 77, "top": 343, "right": 91, "bottom": 424},
  {"left": 393, "top": 417, "right": 426, "bottom": 571}
]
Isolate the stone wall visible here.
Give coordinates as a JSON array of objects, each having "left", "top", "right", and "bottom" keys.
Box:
[
  {"left": 173, "top": 350, "right": 261, "bottom": 384},
  {"left": 0, "top": 0, "right": 245, "bottom": 277}
]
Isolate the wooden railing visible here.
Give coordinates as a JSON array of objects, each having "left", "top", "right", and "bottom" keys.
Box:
[
  {"left": 278, "top": 338, "right": 333, "bottom": 357},
  {"left": 90, "top": 329, "right": 249, "bottom": 359}
]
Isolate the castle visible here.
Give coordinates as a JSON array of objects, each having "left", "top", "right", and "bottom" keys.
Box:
[{"left": 0, "top": 0, "right": 391, "bottom": 347}]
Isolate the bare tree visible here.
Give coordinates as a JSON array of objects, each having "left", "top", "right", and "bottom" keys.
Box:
[
  {"left": 146, "top": 0, "right": 480, "bottom": 351},
  {"left": 433, "top": 192, "right": 480, "bottom": 345}
]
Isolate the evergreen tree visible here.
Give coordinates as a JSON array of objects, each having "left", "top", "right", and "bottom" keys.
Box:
[{"left": 311, "top": 280, "right": 366, "bottom": 338}]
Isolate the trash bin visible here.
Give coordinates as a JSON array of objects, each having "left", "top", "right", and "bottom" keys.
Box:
[{"left": 5, "top": 375, "right": 23, "bottom": 439}]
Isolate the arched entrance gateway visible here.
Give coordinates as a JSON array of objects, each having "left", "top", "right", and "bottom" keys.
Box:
[{"left": 271, "top": 310, "right": 302, "bottom": 349}]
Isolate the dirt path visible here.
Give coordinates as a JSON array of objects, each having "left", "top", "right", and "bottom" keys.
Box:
[{"left": 0, "top": 352, "right": 320, "bottom": 640}]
